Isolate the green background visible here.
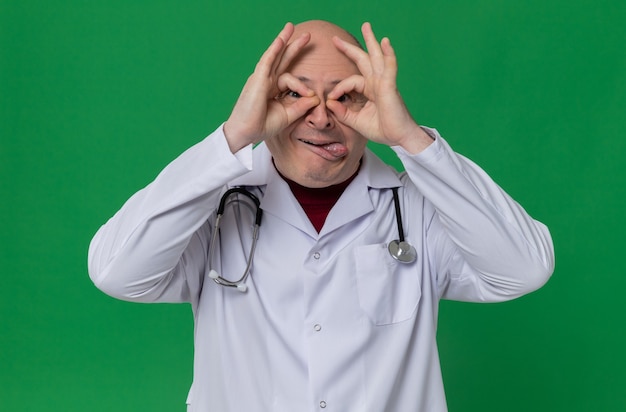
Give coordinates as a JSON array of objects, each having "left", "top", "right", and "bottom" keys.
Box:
[{"left": 2, "top": 0, "right": 625, "bottom": 410}]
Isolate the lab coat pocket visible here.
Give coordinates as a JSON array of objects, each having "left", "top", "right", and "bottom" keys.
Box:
[{"left": 354, "top": 243, "right": 421, "bottom": 325}]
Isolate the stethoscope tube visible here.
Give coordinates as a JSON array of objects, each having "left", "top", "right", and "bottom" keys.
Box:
[
  {"left": 387, "top": 187, "right": 418, "bottom": 264},
  {"left": 208, "top": 188, "right": 263, "bottom": 292},
  {"left": 217, "top": 187, "right": 263, "bottom": 226},
  {"left": 209, "top": 186, "right": 417, "bottom": 292}
]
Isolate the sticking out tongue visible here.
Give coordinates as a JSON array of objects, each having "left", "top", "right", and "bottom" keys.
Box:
[{"left": 320, "top": 142, "right": 348, "bottom": 158}]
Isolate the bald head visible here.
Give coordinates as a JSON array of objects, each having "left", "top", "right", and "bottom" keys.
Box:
[
  {"left": 292, "top": 20, "right": 362, "bottom": 49},
  {"left": 285, "top": 20, "right": 362, "bottom": 76},
  {"left": 264, "top": 20, "right": 369, "bottom": 188}
]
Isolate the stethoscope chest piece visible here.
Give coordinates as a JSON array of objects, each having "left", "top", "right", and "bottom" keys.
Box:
[
  {"left": 388, "top": 239, "right": 417, "bottom": 264},
  {"left": 387, "top": 187, "right": 417, "bottom": 264}
]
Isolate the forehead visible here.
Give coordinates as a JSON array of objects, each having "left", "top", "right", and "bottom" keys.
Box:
[
  {"left": 287, "top": 42, "right": 359, "bottom": 86},
  {"left": 288, "top": 22, "right": 360, "bottom": 85}
]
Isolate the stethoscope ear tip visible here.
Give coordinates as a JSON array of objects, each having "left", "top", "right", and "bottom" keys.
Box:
[{"left": 209, "top": 268, "right": 249, "bottom": 291}]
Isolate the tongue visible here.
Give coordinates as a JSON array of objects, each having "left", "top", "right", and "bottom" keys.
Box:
[{"left": 321, "top": 142, "right": 348, "bottom": 158}]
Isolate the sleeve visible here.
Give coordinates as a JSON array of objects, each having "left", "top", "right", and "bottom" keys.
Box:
[
  {"left": 394, "top": 128, "right": 555, "bottom": 302},
  {"left": 87, "top": 125, "right": 253, "bottom": 304}
]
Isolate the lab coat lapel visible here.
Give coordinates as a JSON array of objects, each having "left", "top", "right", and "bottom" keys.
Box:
[
  {"left": 229, "top": 144, "right": 402, "bottom": 238},
  {"left": 229, "top": 143, "right": 318, "bottom": 238},
  {"left": 261, "top": 178, "right": 318, "bottom": 237},
  {"left": 320, "top": 179, "right": 373, "bottom": 236},
  {"left": 321, "top": 149, "right": 403, "bottom": 236}
]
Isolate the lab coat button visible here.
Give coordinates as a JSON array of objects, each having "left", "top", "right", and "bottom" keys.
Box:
[
  {"left": 314, "top": 324, "right": 322, "bottom": 332},
  {"left": 313, "top": 252, "right": 321, "bottom": 260},
  {"left": 319, "top": 400, "right": 327, "bottom": 408}
]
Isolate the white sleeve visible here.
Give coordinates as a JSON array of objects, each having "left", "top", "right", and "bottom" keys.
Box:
[
  {"left": 394, "top": 128, "right": 555, "bottom": 302},
  {"left": 87, "top": 125, "right": 253, "bottom": 303}
]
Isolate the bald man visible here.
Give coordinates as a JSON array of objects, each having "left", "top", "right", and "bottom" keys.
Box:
[{"left": 89, "top": 20, "right": 554, "bottom": 411}]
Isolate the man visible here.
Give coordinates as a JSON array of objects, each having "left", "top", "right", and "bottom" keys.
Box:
[{"left": 88, "top": 20, "right": 554, "bottom": 411}]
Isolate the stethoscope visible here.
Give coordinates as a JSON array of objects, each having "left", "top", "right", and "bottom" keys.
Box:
[{"left": 208, "top": 186, "right": 417, "bottom": 292}]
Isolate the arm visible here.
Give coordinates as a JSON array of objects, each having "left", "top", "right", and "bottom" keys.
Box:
[
  {"left": 88, "top": 23, "right": 319, "bottom": 303},
  {"left": 330, "top": 23, "right": 553, "bottom": 300},
  {"left": 397, "top": 130, "right": 554, "bottom": 301},
  {"left": 88, "top": 127, "right": 252, "bottom": 303}
]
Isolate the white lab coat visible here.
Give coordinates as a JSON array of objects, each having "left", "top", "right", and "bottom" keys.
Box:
[{"left": 88, "top": 125, "right": 554, "bottom": 411}]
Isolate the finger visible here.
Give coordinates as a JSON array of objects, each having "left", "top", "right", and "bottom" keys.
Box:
[
  {"left": 283, "top": 95, "right": 320, "bottom": 124},
  {"left": 255, "top": 38, "right": 286, "bottom": 78},
  {"left": 326, "top": 99, "right": 360, "bottom": 131},
  {"left": 276, "top": 73, "right": 316, "bottom": 98},
  {"left": 276, "top": 22, "right": 294, "bottom": 44},
  {"left": 361, "top": 22, "right": 383, "bottom": 60},
  {"left": 326, "top": 99, "right": 347, "bottom": 122},
  {"left": 255, "top": 23, "right": 294, "bottom": 77},
  {"left": 327, "top": 76, "right": 368, "bottom": 130},
  {"left": 269, "top": 22, "right": 298, "bottom": 74},
  {"left": 362, "top": 22, "right": 392, "bottom": 75},
  {"left": 332, "top": 36, "right": 373, "bottom": 77},
  {"left": 327, "top": 75, "right": 365, "bottom": 100},
  {"left": 380, "top": 37, "right": 398, "bottom": 85},
  {"left": 275, "top": 32, "right": 311, "bottom": 75},
  {"left": 266, "top": 93, "right": 319, "bottom": 132},
  {"left": 381, "top": 36, "right": 395, "bottom": 57}
]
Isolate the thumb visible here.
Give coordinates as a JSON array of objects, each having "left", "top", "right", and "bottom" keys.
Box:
[
  {"left": 327, "top": 99, "right": 359, "bottom": 129},
  {"left": 284, "top": 95, "right": 320, "bottom": 125}
]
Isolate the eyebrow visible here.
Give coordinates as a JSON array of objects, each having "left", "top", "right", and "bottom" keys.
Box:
[{"left": 297, "top": 76, "right": 342, "bottom": 86}]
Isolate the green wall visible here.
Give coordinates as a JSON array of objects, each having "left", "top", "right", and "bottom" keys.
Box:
[{"left": 2, "top": 0, "right": 625, "bottom": 410}]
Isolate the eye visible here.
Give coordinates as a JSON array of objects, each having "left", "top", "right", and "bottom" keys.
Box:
[
  {"left": 286, "top": 90, "right": 301, "bottom": 98},
  {"left": 338, "top": 92, "right": 367, "bottom": 110}
]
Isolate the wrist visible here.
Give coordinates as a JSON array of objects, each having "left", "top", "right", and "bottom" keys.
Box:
[
  {"left": 223, "top": 121, "right": 253, "bottom": 154},
  {"left": 398, "top": 124, "right": 435, "bottom": 155}
]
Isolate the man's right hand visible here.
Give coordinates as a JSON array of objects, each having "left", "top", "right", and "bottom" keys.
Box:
[{"left": 223, "top": 23, "right": 320, "bottom": 153}]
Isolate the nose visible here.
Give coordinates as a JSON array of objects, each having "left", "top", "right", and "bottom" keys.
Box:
[{"left": 305, "top": 99, "right": 334, "bottom": 130}]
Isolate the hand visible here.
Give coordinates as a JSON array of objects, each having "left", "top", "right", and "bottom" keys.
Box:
[
  {"left": 327, "top": 23, "right": 433, "bottom": 154},
  {"left": 224, "top": 23, "right": 321, "bottom": 153}
]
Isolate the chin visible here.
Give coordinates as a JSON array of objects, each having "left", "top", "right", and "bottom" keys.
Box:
[{"left": 301, "top": 169, "right": 344, "bottom": 187}]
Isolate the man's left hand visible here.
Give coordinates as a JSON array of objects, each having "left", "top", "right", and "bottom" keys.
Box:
[{"left": 327, "top": 22, "right": 434, "bottom": 154}]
